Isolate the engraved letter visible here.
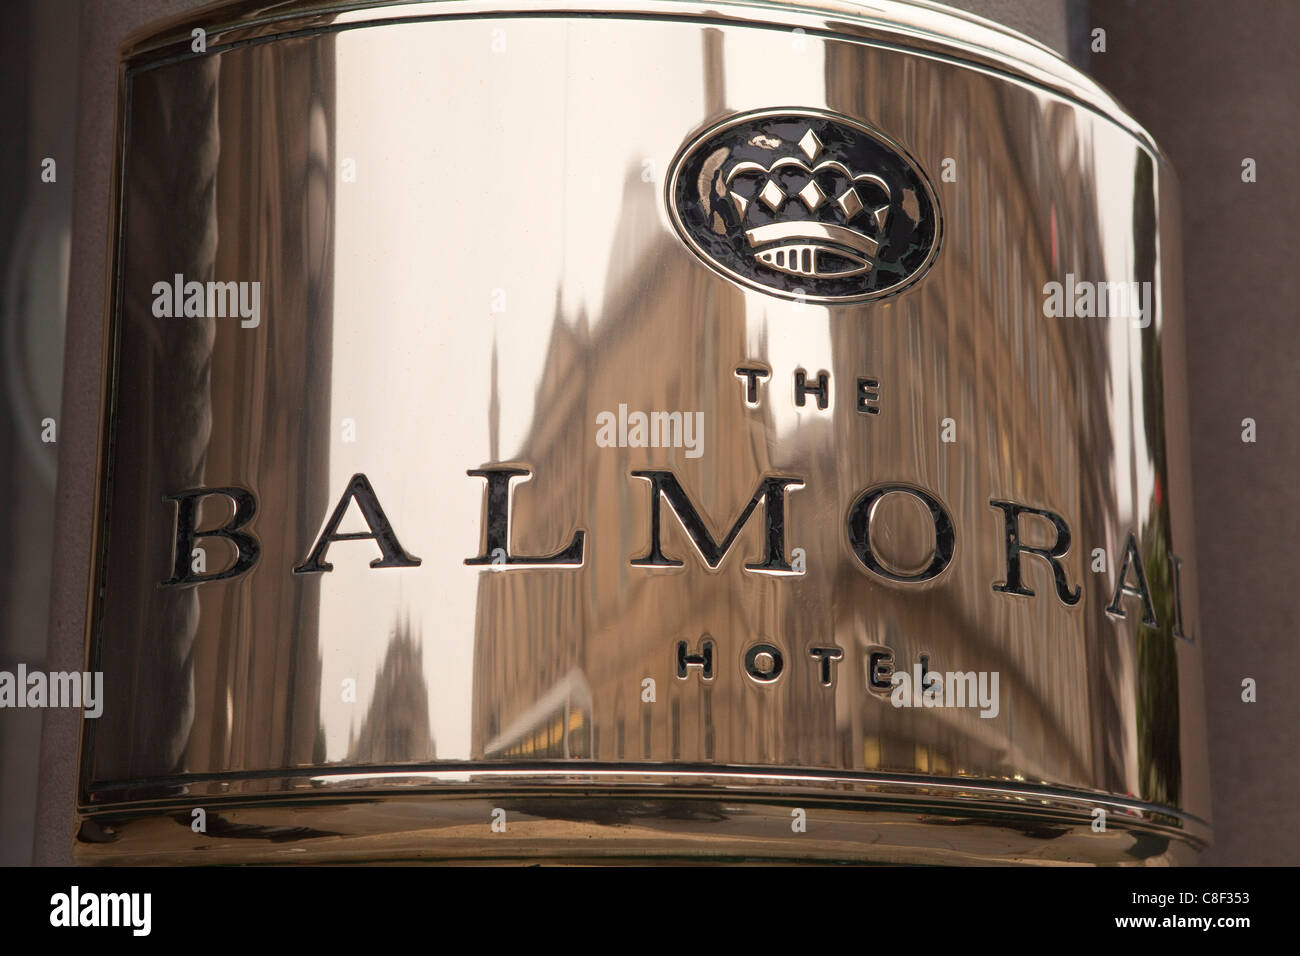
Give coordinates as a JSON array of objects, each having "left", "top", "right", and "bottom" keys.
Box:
[
  {"left": 989, "top": 500, "right": 1082, "bottom": 606},
  {"left": 464, "top": 467, "right": 585, "bottom": 567},
  {"left": 1106, "top": 532, "right": 1158, "bottom": 626},
  {"left": 160, "top": 486, "right": 259, "bottom": 586},
  {"left": 294, "top": 473, "right": 421, "bottom": 574},
  {"left": 676, "top": 638, "right": 715, "bottom": 680},
  {"left": 631, "top": 471, "right": 801, "bottom": 572},
  {"left": 846, "top": 484, "right": 955, "bottom": 583}
]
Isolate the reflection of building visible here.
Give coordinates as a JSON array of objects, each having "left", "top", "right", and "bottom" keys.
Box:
[
  {"left": 348, "top": 617, "right": 435, "bottom": 763},
  {"left": 94, "top": 37, "right": 338, "bottom": 781},
  {"left": 467, "top": 37, "right": 1179, "bottom": 804}
]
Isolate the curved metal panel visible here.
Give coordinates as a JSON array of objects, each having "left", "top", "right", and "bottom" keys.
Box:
[{"left": 77, "top": 0, "right": 1209, "bottom": 863}]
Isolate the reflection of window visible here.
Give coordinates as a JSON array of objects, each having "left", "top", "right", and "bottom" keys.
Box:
[
  {"left": 483, "top": 669, "right": 594, "bottom": 760},
  {"left": 488, "top": 705, "right": 589, "bottom": 759}
]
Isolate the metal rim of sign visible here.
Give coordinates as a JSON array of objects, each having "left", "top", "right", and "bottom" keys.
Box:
[{"left": 115, "top": 1, "right": 1164, "bottom": 156}]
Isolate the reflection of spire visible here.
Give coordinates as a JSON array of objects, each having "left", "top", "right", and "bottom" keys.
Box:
[
  {"left": 488, "top": 334, "right": 499, "bottom": 464},
  {"left": 349, "top": 614, "right": 435, "bottom": 763},
  {"left": 702, "top": 28, "right": 725, "bottom": 115}
]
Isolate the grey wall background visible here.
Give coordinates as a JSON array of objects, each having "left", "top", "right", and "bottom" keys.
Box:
[
  {"left": 0, "top": 0, "right": 1294, "bottom": 865},
  {"left": 0, "top": 0, "right": 79, "bottom": 866}
]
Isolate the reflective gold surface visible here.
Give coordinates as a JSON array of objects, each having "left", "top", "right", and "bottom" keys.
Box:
[{"left": 78, "top": 0, "right": 1209, "bottom": 862}]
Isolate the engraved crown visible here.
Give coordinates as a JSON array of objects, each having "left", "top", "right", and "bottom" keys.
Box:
[{"left": 719, "top": 127, "right": 893, "bottom": 279}]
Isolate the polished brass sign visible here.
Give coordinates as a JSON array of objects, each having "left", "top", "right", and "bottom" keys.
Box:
[{"left": 79, "top": 0, "right": 1210, "bottom": 863}]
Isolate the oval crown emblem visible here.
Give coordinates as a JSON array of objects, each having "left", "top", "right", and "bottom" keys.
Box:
[{"left": 668, "top": 109, "right": 940, "bottom": 302}]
